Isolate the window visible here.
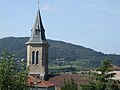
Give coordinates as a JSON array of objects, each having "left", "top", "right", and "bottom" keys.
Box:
[
  {"left": 35, "top": 29, "right": 39, "bottom": 35},
  {"left": 36, "top": 51, "right": 39, "bottom": 64},
  {"left": 32, "top": 51, "right": 35, "bottom": 64}
]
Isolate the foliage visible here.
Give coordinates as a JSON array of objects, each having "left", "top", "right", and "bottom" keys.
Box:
[
  {"left": 0, "top": 51, "right": 29, "bottom": 90},
  {"left": 0, "top": 37, "right": 120, "bottom": 68},
  {"left": 61, "top": 78, "right": 78, "bottom": 90},
  {"left": 80, "top": 59, "right": 120, "bottom": 90},
  {"left": 49, "top": 66, "right": 78, "bottom": 74}
]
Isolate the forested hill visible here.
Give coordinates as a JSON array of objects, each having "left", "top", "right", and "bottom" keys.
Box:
[{"left": 0, "top": 37, "right": 120, "bottom": 68}]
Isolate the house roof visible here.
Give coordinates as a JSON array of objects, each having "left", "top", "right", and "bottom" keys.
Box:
[
  {"left": 110, "top": 64, "right": 120, "bottom": 71},
  {"left": 27, "top": 75, "right": 56, "bottom": 88},
  {"left": 48, "top": 74, "right": 89, "bottom": 88}
]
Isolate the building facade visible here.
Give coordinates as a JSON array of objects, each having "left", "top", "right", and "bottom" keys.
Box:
[{"left": 26, "top": 9, "right": 49, "bottom": 80}]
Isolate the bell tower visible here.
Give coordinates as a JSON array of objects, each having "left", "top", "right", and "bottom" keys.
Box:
[{"left": 26, "top": 9, "right": 49, "bottom": 80}]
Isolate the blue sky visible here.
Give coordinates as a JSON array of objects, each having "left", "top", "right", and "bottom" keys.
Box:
[{"left": 0, "top": 0, "right": 120, "bottom": 54}]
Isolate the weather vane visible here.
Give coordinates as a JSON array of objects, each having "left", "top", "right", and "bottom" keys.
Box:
[{"left": 38, "top": 0, "right": 40, "bottom": 9}]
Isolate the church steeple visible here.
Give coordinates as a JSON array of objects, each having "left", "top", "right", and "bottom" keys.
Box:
[
  {"left": 26, "top": 9, "right": 47, "bottom": 44},
  {"left": 26, "top": 7, "right": 49, "bottom": 80}
]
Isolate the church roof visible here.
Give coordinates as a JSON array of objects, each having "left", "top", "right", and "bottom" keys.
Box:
[
  {"left": 27, "top": 75, "right": 56, "bottom": 88},
  {"left": 26, "top": 9, "right": 48, "bottom": 44}
]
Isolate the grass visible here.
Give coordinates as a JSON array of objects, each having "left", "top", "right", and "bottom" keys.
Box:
[{"left": 49, "top": 65, "right": 81, "bottom": 69}]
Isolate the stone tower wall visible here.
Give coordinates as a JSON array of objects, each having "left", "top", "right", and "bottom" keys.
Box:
[{"left": 27, "top": 44, "right": 48, "bottom": 80}]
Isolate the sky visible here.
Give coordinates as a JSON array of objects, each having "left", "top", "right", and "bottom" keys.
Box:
[{"left": 0, "top": 0, "right": 120, "bottom": 54}]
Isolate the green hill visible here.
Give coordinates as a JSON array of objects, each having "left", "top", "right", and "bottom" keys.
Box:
[{"left": 0, "top": 37, "right": 120, "bottom": 68}]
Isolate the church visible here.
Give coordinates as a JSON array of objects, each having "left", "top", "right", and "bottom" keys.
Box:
[
  {"left": 26, "top": 5, "right": 56, "bottom": 90},
  {"left": 26, "top": 9, "right": 49, "bottom": 80}
]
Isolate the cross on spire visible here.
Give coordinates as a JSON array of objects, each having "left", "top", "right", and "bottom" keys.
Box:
[{"left": 38, "top": 0, "right": 40, "bottom": 10}]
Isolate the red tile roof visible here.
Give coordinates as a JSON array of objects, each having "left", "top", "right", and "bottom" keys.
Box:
[
  {"left": 27, "top": 75, "right": 56, "bottom": 87},
  {"left": 48, "top": 74, "right": 89, "bottom": 88}
]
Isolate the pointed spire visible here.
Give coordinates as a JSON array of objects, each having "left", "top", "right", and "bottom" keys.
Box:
[
  {"left": 26, "top": 8, "right": 48, "bottom": 44},
  {"left": 38, "top": 0, "right": 40, "bottom": 10}
]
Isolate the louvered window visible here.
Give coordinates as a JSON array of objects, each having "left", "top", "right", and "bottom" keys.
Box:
[
  {"left": 32, "top": 51, "right": 35, "bottom": 64},
  {"left": 36, "top": 51, "right": 39, "bottom": 64}
]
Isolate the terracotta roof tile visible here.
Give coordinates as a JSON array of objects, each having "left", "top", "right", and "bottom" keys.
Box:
[
  {"left": 27, "top": 75, "right": 56, "bottom": 87},
  {"left": 48, "top": 74, "right": 89, "bottom": 88}
]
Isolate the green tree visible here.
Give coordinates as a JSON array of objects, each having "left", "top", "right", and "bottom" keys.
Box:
[
  {"left": 0, "top": 51, "right": 29, "bottom": 90},
  {"left": 81, "top": 59, "right": 120, "bottom": 90},
  {"left": 61, "top": 78, "right": 78, "bottom": 90}
]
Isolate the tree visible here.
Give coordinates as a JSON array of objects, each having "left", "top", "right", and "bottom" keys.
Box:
[
  {"left": 81, "top": 59, "right": 120, "bottom": 90},
  {"left": 0, "top": 51, "right": 29, "bottom": 90},
  {"left": 61, "top": 78, "right": 78, "bottom": 90}
]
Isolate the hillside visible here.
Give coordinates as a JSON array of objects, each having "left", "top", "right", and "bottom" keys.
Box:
[{"left": 0, "top": 37, "right": 120, "bottom": 68}]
